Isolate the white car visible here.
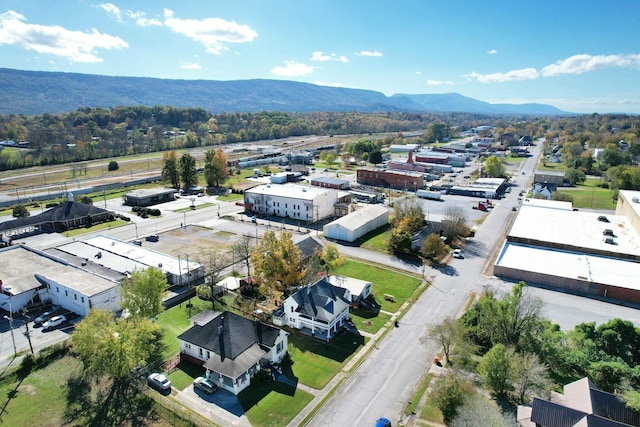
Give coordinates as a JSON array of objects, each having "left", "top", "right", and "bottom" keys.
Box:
[
  {"left": 148, "top": 373, "right": 171, "bottom": 391},
  {"left": 453, "top": 249, "right": 463, "bottom": 259},
  {"left": 42, "top": 314, "right": 66, "bottom": 330}
]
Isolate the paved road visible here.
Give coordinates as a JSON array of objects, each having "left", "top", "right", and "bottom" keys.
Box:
[{"left": 306, "top": 142, "right": 543, "bottom": 427}]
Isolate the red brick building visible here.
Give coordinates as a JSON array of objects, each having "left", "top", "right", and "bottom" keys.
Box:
[{"left": 356, "top": 168, "right": 424, "bottom": 191}]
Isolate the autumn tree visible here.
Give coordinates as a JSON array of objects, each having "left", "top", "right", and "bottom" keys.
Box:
[
  {"left": 321, "top": 243, "right": 343, "bottom": 273},
  {"left": 420, "top": 233, "right": 446, "bottom": 261},
  {"left": 252, "top": 230, "right": 303, "bottom": 298},
  {"left": 72, "top": 309, "right": 163, "bottom": 381},
  {"left": 121, "top": 267, "right": 167, "bottom": 319},
  {"left": 510, "top": 351, "right": 552, "bottom": 404},
  {"left": 161, "top": 150, "right": 180, "bottom": 189},
  {"left": 179, "top": 153, "right": 198, "bottom": 189},
  {"left": 204, "top": 148, "right": 229, "bottom": 188},
  {"left": 484, "top": 155, "right": 506, "bottom": 177}
]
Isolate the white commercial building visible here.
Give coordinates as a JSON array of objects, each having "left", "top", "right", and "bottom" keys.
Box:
[
  {"left": 0, "top": 245, "right": 120, "bottom": 316},
  {"left": 323, "top": 205, "right": 390, "bottom": 242},
  {"left": 244, "top": 184, "right": 340, "bottom": 222}
]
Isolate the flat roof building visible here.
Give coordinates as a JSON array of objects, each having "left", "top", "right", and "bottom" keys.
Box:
[
  {"left": 123, "top": 188, "right": 177, "bottom": 207},
  {"left": 0, "top": 245, "right": 120, "bottom": 316},
  {"left": 495, "top": 198, "right": 640, "bottom": 304},
  {"left": 244, "top": 183, "right": 341, "bottom": 222}
]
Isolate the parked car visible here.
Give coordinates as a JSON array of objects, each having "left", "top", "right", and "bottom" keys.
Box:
[
  {"left": 375, "top": 418, "right": 392, "bottom": 427},
  {"left": 33, "top": 311, "right": 53, "bottom": 327},
  {"left": 193, "top": 376, "right": 217, "bottom": 394},
  {"left": 42, "top": 314, "right": 66, "bottom": 330},
  {"left": 453, "top": 249, "right": 463, "bottom": 259},
  {"left": 132, "top": 240, "right": 142, "bottom": 246},
  {"left": 145, "top": 234, "right": 159, "bottom": 242},
  {"left": 148, "top": 373, "right": 171, "bottom": 391}
]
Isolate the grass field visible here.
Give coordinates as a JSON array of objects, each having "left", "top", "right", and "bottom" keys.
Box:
[
  {"left": 0, "top": 355, "right": 183, "bottom": 427},
  {"left": 359, "top": 226, "right": 391, "bottom": 253},
  {"left": 63, "top": 219, "right": 128, "bottom": 237},
  {"left": 287, "top": 331, "right": 365, "bottom": 389},
  {"left": 557, "top": 180, "right": 617, "bottom": 210},
  {"left": 240, "top": 380, "right": 314, "bottom": 427},
  {"left": 333, "top": 260, "right": 421, "bottom": 312}
]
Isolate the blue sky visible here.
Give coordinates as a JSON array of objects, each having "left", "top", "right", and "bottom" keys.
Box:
[{"left": 1, "top": 1, "right": 639, "bottom": 114}]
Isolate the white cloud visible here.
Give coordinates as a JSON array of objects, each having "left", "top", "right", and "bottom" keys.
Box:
[
  {"left": 487, "top": 49, "right": 497, "bottom": 55},
  {"left": 99, "top": 3, "right": 121, "bottom": 21},
  {"left": 356, "top": 50, "right": 382, "bottom": 57},
  {"left": 271, "top": 61, "right": 314, "bottom": 77},
  {"left": 469, "top": 68, "right": 539, "bottom": 83},
  {"left": 100, "top": 4, "right": 162, "bottom": 26},
  {"left": 0, "top": 10, "right": 128, "bottom": 63},
  {"left": 427, "top": 79, "right": 454, "bottom": 86},
  {"left": 470, "top": 52, "right": 640, "bottom": 85},
  {"left": 310, "top": 51, "right": 348, "bottom": 62},
  {"left": 181, "top": 62, "right": 201, "bottom": 70},
  {"left": 163, "top": 9, "right": 257, "bottom": 54},
  {"left": 541, "top": 53, "right": 640, "bottom": 76}
]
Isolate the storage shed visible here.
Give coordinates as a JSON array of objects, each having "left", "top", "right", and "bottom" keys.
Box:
[{"left": 323, "top": 205, "right": 390, "bottom": 242}]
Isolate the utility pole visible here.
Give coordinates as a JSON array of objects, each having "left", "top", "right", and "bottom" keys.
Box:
[{"left": 21, "top": 309, "right": 34, "bottom": 355}]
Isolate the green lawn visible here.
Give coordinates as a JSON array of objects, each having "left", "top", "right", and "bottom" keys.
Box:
[
  {"left": 0, "top": 355, "right": 181, "bottom": 427},
  {"left": 240, "top": 380, "right": 314, "bottom": 427},
  {"left": 537, "top": 161, "right": 568, "bottom": 172},
  {"left": 155, "top": 297, "right": 219, "bottom": 358},
  {"left": 63, "top": 219, "right": 128, "bottom": 237},
  {"left": 173, "top": 202, "right": 214, "bottom": 213},
  {"left": 217, "top": 192, "right": 244, "bottom": 202},
  {"left": 333, "top": 260, "right": 421, "bottom": 313},
  {"left": 359, "top": 226, "right": 391, "bottom": 253},
  {"left": 287, "top": 331, "right": 365, "bottom": 389},
  {"left": 557, "top": 183, "right": 617, "bottom": 210},
  {"left": 349, "top": 307, "right": 391, "bottom": 334}
]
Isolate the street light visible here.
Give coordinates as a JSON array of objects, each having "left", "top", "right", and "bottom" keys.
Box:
[
  {"left": 134, "top": 222, "right": 138, "bottom": 238},
  {"left": 2, "top": 302, "right": 16, "bottom": 357}
]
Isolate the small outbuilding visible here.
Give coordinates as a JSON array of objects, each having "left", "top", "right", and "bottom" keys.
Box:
[
  {"left": 323, "top": 205, "right": 390, "bottom": 242},
  {"left": 123, "top": 188, "right": 177, "bottom": 207}
]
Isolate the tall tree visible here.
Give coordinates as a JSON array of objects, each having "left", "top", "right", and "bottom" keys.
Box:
[
  {"left": 251, "top": 230, "right": 303, "bottom": 298},
  {"left": 121, "top": 267, "right": 167, "bottom": 319},
  {"left": 232, "top": 235, "right": 254, "bottom": 277},
  {"left": 484, "top": 155, "right": 506, "bottom": 177},
  {"left": 72, "top": 309, "right": 163, "bottom": 381},
  {"left": 430, "top": 371, "right": 473, "bottom": 425},
  {"left": 428, "top": 316, "right": 468, "bottom": 365},
  {"left": 421, "top": 233, "right": 447, "bottom": 261},
  {"left": 161, "top": 150, "right": 180, "bottom": 189},
  {"left": 179, "top": 152, "right": 198, "bottom": 189},
  {"left": 204, "top": 148, "right": 229, "bottom": 188},
  {"left": 197, "top": 249, "right": 229, "bottom": 308},
  {"left": 480, "top": 343, "right": 513, "bottom": 396},
  {"left": 510, "top": 351, "right": 552, "bottom": 404}
]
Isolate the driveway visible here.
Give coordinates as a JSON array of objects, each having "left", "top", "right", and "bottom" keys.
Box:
[{"left": 174, "top": 384, "right": 250, "bottom": 427}]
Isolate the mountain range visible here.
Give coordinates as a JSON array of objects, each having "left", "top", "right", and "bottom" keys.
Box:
[{"left": 0, "top": 68, "right": 569, "bottom": 116}]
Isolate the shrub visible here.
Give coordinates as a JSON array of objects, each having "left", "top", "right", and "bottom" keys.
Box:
[{"left": 107, "top": 160, "right": 119, "bottom": 171}]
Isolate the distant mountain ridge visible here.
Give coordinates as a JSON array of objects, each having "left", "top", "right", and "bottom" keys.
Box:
[{"left": 0, "top": 68, "right": 568, "bottom": 116}]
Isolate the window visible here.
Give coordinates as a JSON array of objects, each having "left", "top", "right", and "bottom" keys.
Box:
[
  {"left": 206, "top": 351, "right": 210, "bottom": 359},
  {"left": 74, "top": 294, "right": 77, "bottom": 300},
  {"left": 186, "top": 343, "right": 191, "bottom": 349},
  {"left": 56, "top": 287, "right": 59, "bottom": 293},
  {"left": 81, "top": 297, "right": 84, "bottom": 303},
  {"left": 65, "top": 290, "right": 68, "bottom": 297},
  {"left": 199, "top": 348, "right": 203, "bottom": 356},
  {"left": 277, "top": 341, "right": 284, "bottom": 353}
]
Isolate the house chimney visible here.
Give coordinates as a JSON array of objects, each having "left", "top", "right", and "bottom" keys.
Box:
[
  {"left": 255, "top": 320, "right": 263, "bottom": 345},
  {"left": 218, "top": 321, "right": 225, "bottom": 362},
  {"left": 407, "top": 150, "right": 414, "bottom": 164}
]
